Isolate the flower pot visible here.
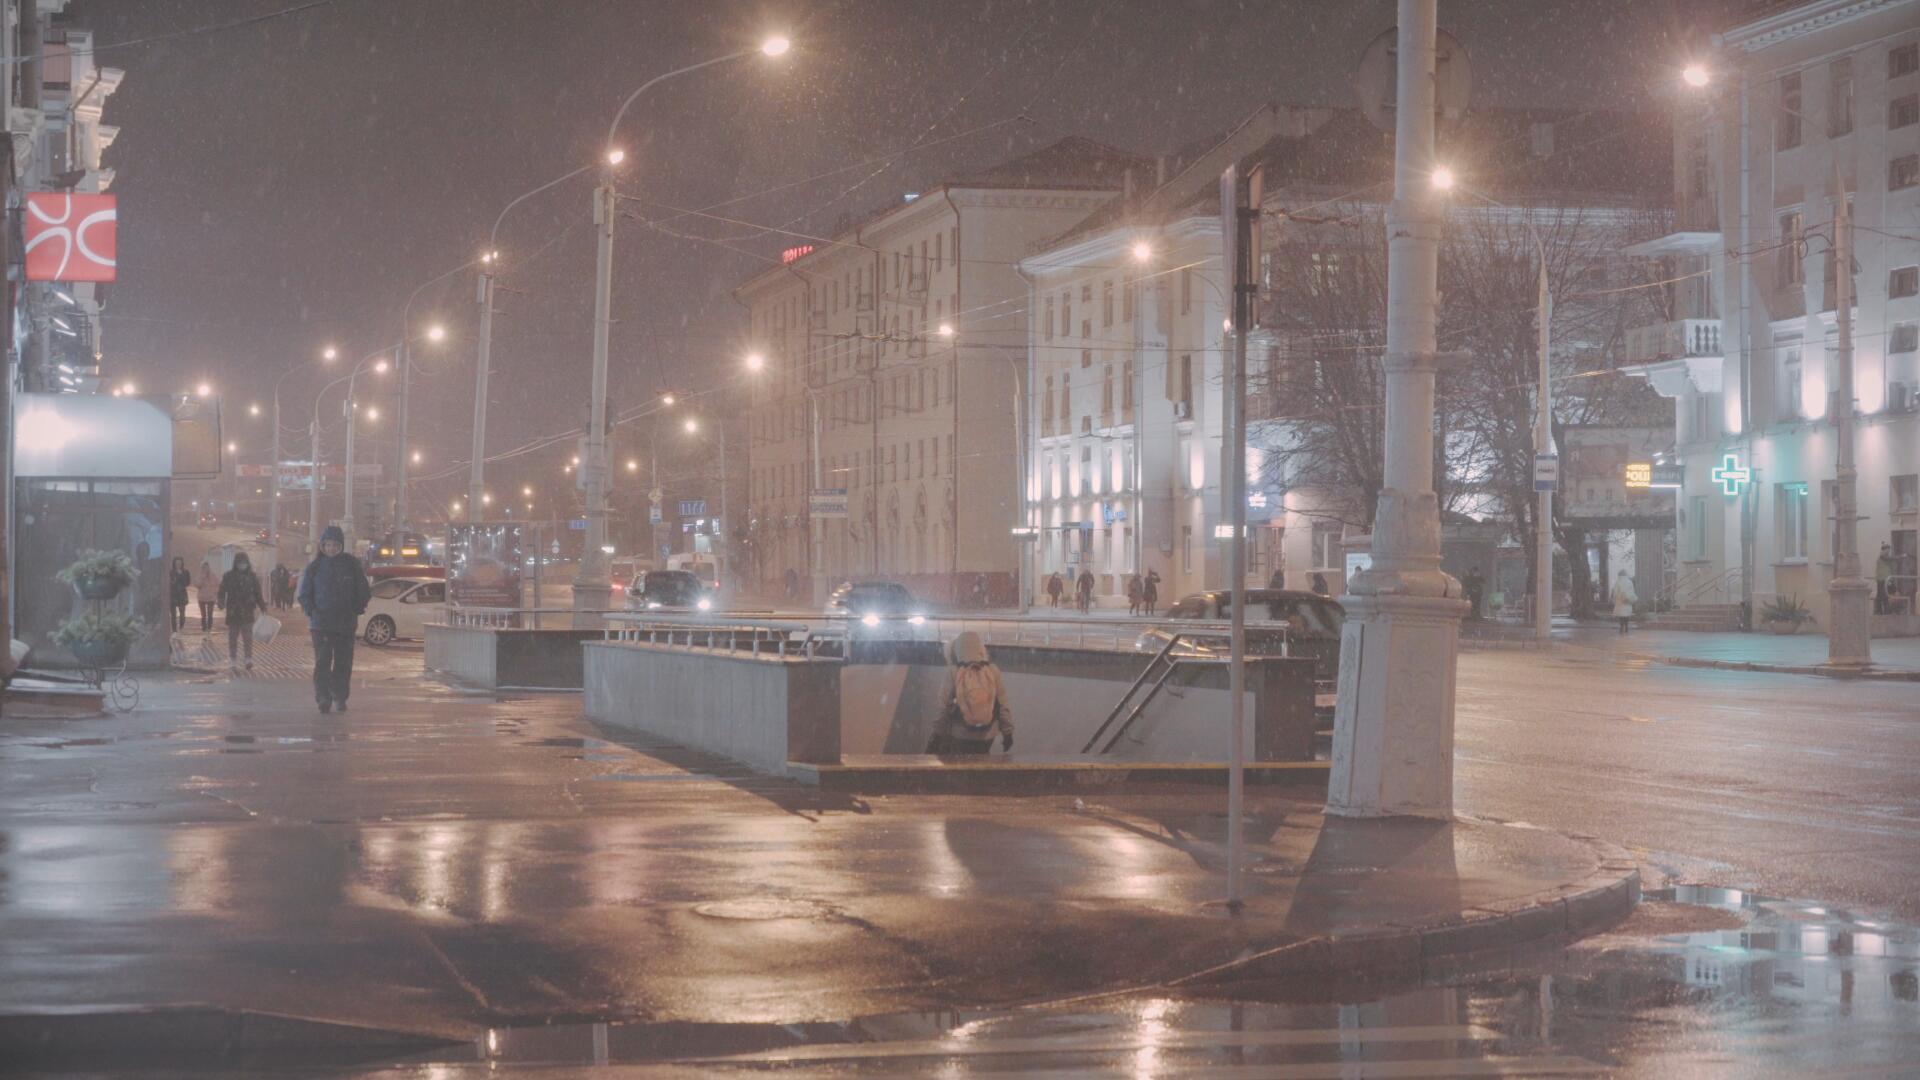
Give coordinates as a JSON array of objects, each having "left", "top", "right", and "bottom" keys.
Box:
[
  {"left": 69, "top": 637, "right": 130, "bottom": 667},
  {"left": 74, "top": 575, "right": 125, "bottom": 601},
  {"left": 1768, "top": 620, "right": 1800, "bottom": 636}
]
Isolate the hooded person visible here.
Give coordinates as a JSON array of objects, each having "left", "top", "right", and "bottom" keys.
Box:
[
  {"left": 218, "top": 552, "right": 265, "bottom": 671},
  {"left": 298, "top": 525, "right": 371, "bottom": 713},
  {"left": 926, "top": 631, "right": 1014, "bottom": 756},
  {"left": 1610, "top": 569, "right": 1637, "bottom": 634}
]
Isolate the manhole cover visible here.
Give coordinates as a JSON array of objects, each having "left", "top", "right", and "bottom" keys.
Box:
[{"left": 693, "top": 898, "right": 832, "bottom": 921}]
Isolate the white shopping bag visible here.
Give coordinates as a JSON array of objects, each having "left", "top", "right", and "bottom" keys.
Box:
[{"left": 252, "top": 613, "right": 282, "bottom": 645}]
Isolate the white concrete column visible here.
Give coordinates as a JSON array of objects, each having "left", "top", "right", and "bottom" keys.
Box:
[{"left": 1327, "top": 0, "right": 1470, "bottom": 820}]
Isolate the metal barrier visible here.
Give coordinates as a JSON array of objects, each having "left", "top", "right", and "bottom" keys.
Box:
[
  {"left": 442, "top": 607, "right": 631, "bottom": 630},
  {"left": 601, "top": 613, "right": 845, "bottom": 659}
]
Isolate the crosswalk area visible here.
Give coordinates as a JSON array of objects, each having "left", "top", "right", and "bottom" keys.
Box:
[{"left": 169, "top": 627, "right": 424, "bottom": 682}]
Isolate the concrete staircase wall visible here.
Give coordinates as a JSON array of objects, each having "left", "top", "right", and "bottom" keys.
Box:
[{"left": 1644, "top": 603, "right": 1742, "bottom": 632}]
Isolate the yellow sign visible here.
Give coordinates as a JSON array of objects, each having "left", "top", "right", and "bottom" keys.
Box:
[{"left": 1624, "top": 462, "right": 1652, "bottom": 489}]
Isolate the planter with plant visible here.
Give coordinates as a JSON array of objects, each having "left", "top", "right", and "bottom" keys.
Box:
[
  {"left": 52, "top": 611, "right": 145, "bottom": 667},
  {"left": 56, "top": 549, "right": 140, "bottom": 601},
  {"left": 1760, "top": 594, "right": 1814, "bottom": 635}
]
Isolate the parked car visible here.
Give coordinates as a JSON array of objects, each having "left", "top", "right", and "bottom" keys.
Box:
[
  {"left": 826, "top": 580, "right": 927, "bottom": 639},
  {"left": 609, "top": 557, "right": 654, "bottom": 596},
  {"left": 362, "top": 577, "right": 446, "bottom": 645},
  {"left": 625, "top": 569, "right": 712, "bottom": 612},
  {"left": 1140, "top": 589, "right": 1345, "bottom": 716}
]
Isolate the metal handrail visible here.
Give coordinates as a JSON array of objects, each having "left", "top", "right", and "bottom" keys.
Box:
[{"left": 1081, "top": 632, "right": 1185, "bottom": 754}]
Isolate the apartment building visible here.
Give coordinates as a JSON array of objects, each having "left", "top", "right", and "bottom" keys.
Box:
[
  {"left": 734, "top": 138, "right": 1142, "bottom": 603},
  {"left": 1626, "top": 0, "right": 1920, "bottom": 628}
]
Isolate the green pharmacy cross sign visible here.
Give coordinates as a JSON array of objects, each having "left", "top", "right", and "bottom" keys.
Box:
[{"left": 1711, "top": 453, "right": 1750, "bottom": 496}]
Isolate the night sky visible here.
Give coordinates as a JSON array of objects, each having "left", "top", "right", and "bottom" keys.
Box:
[{"left": 68, "top": 0, "right": 1738, "bottom": 512}]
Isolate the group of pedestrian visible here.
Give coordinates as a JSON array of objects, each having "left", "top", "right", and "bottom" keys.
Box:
[
  {"left": 162, "top": 523, "right": 370, "bottom": 704},
  {"left": 1043, "top": 567, "right": 1159, "bottom": 615}
]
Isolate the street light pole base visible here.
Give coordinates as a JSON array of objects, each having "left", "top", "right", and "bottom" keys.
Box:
[
  {"left": 1826, "top": 574, "right": 1873, "bottom": 668},
  {"left": 1327, "top": 591, "right": 1470, "bottom": 820}
]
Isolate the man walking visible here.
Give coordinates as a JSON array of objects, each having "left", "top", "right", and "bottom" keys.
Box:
[
  {"left": 1075, "top": 567, "right": 1095, "bottom": 614},
  {"left": 298, "top": 525, "right": 370, "bottom": 714}
]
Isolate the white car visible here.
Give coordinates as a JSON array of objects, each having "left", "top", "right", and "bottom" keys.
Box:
[{"left": 362, "top": 577, "right": 445, "bottom": 645}]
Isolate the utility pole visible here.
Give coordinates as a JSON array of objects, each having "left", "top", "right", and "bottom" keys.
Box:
[
  {"left": 573, "top": 180, "right": 616, "bottom": 622},
  {"left": 1327, "top": 0, "right": 1468, "bottom": 820},
  {"left": 1220, "top": 161, "right": 1261, "bottom": 906},
  {"left": 469, "top": 263, "right": 494, "bottom": 523},
  {"left": 395, "top": 337, "right": 410, "bottom": 530},
  {"left": 269, "top": 395, "right": 282, "bottom": 545},
  {"left": 342, "top": 394, "right": 358, "bottom": 545},
  {"left": 1827, "top": 170, "right": 1870, "bottom": 666},
  {"left": 308, "top": 419, "right": 322, "bottom": 550},
  {"left": 1534, "top": 248, "right": 1553, "bottom": 641}
]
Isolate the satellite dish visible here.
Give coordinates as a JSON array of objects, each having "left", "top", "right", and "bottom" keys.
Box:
[{"left": 1352, "top": 25, "right": 1472, "bottom": 134}]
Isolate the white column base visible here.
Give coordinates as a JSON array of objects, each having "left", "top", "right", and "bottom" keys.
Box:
[
  {"left": 1327, "top": 592, "right": 1470, "bottom": 819},
  {"left": 1826, "top": 575, "right": 1873, "bottom": 668}
]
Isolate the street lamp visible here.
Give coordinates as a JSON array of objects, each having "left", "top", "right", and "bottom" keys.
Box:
[
  {"left": 196, "top": 382, "right": 213, "bottom": 399},
  {"left": 1681, "top": 62, "right": 1711, "bottom": 88},
  {"left": 322, "top": 346, "right": 338, "bottom": 361},
  {"left": 309, "top": 347, "right": 394, "bottom": 550},
  {"left": 1130, "top": 240, "right": 1153, "bottom": 263},
  {"left": 571, "top": 38, "right": 791, "bottom": 620},
  {"left": 744, "top": 352, "right": 765, "bottom": 372},
  {"left": 1429, "top": 165, "right": 1456, "bottom": 191},
  {"left": 248, "top": 403, "right": 261, "bottom": 417},
  {"left": 267, "top": 343, "right": 338, "bottom": 549},
  {"left": 683, "top": 417, "right": 699, "bottom": 434}
]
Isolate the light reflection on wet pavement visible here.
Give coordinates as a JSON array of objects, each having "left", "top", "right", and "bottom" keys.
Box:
[{"left": 47, "top": 885, "right": 1901, "bottom": 1078}]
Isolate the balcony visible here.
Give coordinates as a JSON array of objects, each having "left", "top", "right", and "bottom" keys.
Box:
[
  {"left": 1624, "top": 318, "right": 1721, "bottom": 366},
  {"left": 1621, "top": 208, "right": 1721, "bottom": 258},
  {"left": 1621, "top": 318, "right": 1724, "bottom": 399}
]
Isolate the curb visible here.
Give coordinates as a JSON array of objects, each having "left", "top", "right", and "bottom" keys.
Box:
[
  {"left": 788, "top": 760, "right": 1331, "bottom": 795},
  {"left": 1652, "top": 654, "right": 1920, "bottom": 681},
  {"left": 1169, "top": 831, "right": 1640, "bottom": 990},
  {"left": 0, "top": 1006, "right": 460, "bottom": 1069}
]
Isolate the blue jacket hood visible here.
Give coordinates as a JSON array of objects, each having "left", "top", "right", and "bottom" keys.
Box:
[{"left": 320, "top": 525, "right": 346, "bottom": 546}]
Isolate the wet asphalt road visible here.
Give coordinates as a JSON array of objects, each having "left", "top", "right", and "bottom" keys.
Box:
[{"left": 1453, "top": 646, "right": 1920, "bottom": 922}]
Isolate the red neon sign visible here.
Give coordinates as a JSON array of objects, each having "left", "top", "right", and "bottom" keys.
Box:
[{"left": 780, "top": 244, "right": 814, "bottom": 265}]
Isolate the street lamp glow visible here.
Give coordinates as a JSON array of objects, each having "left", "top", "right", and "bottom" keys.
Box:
[
  {"left": 761, "top": 35, "right": 790, "bottom": 57},
  {"left": 626, "top": 458, "right": 640, "bottom": 472},
  {"left": 373, "top": 359, "right": 390, "bottom": 374},
  {"left": 522, "top": 485, "right": 533, "bottom": 497},
  {"left": 322, "top": 346, "right": 338, "bottom": 361},
  {"left": 426, "top": 324, "right": 447, "bottom": 343},
  {"left": 481, "top": 250, "right": 497, "bottom": 265},
  {"left": 570, "top": 454, "right": 581, "bottom": 466},
  {"left": 683, "top": 417, "right": 699, "bottom": 434},
  {"left": 248, "top": 403, "right": 262, "bottom": 416},
  {"left": 365, "top": 406, "right": 380, "bottom": 421},
  {"left": 1430, "top": 165, "right": 1456, "bottom": 191},
  {"left": 196, "top": 382, "right": 213, "bottom": 399},
  {"left": 481, "top": 493, "right": 492, "bottom": 506},
  {"left": 744, "top": 352, "right": 765, "bottom": 372},
  {"left": 1682, "top": 63, "right": 1711, "bottom": 88},
  {"left": 660, "top": 392, "right": 676, "bottom": 406},
  {"left": 411, "top": 449, "right": 422, "bottom": 464},
  {"left": 937, "top": 323, "right": 954, "bottom": 338},
  {"left": 1131, "top": 240, "right": 1153, "bottom": 263},
  {"left": 607, "top": 148, "right": 626, "bottom": 166},
  {"left": 226, "top": 441, "right": 238, "bottom": 453},
  {"left": 120, "top": 380, "right": 136, "bottom": 395}
]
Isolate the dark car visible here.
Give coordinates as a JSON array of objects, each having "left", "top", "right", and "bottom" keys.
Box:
[
  {"left": 1144, "top": 589, "right": 1345, "bottom": 715},
  {"left": 826, "top": 581, "right": 928, "bottom": 639},
  {"left": 625, "top": 569, "right": 712, "bottom": 612}
]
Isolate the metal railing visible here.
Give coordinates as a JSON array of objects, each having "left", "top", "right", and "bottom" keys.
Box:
[
  {"left": 600, "top": 613, "right": 842, "bottom": 658},
  {"left": 441, "top": 606, "right": 629, "bottom": 630}
]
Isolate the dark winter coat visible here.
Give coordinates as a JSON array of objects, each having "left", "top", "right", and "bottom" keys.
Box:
[
  {"left": 218, "top": 567, "right": 265, "bottom": 625},
  {"left": 169, "top": 566, "right": 192, "bottom": 606},
  {"left": 299, "top": 529, "right": 370, "bottom": 634}
]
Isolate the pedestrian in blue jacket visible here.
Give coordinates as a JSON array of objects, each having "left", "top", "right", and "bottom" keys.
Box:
[{"left": 298, "top": 525, "right": 370, "bottom": 713}]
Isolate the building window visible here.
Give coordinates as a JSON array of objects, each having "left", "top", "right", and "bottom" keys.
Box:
[
  {"left": 1779, "top": 340, "right": 1803, "bottom": 421},
  {"left": 1123, "top": 281, "right": 1135, "bottom": 322},
  {"left": 932, "top": 232, "right": 942, "bottom": 274},
  {"left": 1893, "top": 475, "right": 1919, "bottom": 515},
  {"left": 1691, "top": 389, "right": 1715, "bottom": 442},
  {"left": 1311, "top": 521, "right": 1342, "bottom": 570},
  {"left": 1101, "top": 363, "right": 1114, "bottom": 417},
  {"left": 1892, "top": 266, "right": 1919, "bottom": 300},
  {"left": 1892, "top": 42, "right": 1919, "bottom": 79},
  {"left": 1177, "top": 353, "right": 1193, "bottom": 410},
  {"left": 1042, "top": 375, "right": 1054, "bottom": 429},
  {"left": 1122, "top": 358, "right": 1134, "bottom": 411},
  {"left": 1778, "top": 210, "right": 1804, "bottom": 287},
  {"left": 1688, "top": 495, "right": 1708, "bottom": 561},
  {"left": 1101, "top": 279, "right": 1114, "bottom": 327},
  {"left": 1079, "top": 444, "right": 1092, "bottom": 495},
  {"left": 1061, "top": 292, "right": 1072, "bottom": 337},
  {"left": 1893, "top": 94, "right": 1919, "bottom": 129},
  {"left": 1891, "top": 322, "right": 1918, "bottom": 354},
  {"left": 1180, "top": 268, "right": 1192, "bottom": 315},
  {"left": 1829, "top": 57, "right": 1854, "bottom": 137},
  {"left": 1080, "top": 348, "right": 1092, "bottom": 370},
  {"left": 1182, "top": 524, "right": 1193, "bottom": 573},
  {"left": 1062, "top": 371, "right": 1070, "bottom": 421},
  {"left": 1777, "top": 482, "right": 1809, "bottom": 561},
  {"left": 1893, "top": 154, "right": 1920, "bottom": 191},
  {"left": 1777, "top": 72, "right": 1802, "bottom": 149},
  {"left": 1042, "top": 296, "right": 1053, "bottom": 341}
]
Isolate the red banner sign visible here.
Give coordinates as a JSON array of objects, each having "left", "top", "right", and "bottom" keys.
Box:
[{"left": 24, "top": 192, "right": 118, "bottom": 282}]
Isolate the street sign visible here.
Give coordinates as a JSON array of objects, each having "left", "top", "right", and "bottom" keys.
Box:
[
  {"left": 1533, "top": 454, "right": 1560, "bottom": 492},
  {"left": 1353, "top": 26, "right": 1472, "bottom": 133},
  {"left": 648, "top": 487, "right": 664, "bottom": 504},
  {"left": 648, "top": 506, "right": 663, "bottom": 524},
  {"left": 568, "top": 518, "right": 587, "bottom": 531},
  {"left": 1650, "top": 464, "right": 1684, "bottom": 489},
  {"left": 678, "top": 499, "right": 707, "bottom": 518},
  {"left": 1009, "top": 525, "right": 1039, "bottom": 540},
  {"left": 1100, "top": 501, "right": 1127, "bottom": 525},
  {"left": 809, "top": 488, "right": 849, "bottom": 518}
]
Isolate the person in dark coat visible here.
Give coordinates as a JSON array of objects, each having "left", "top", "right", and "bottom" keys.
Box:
[
  {"left": 1142, "top": 568, "right": 1160, "bottom": 615},
  {"left": 1045, "top": 572, "right": 1064, "bottom": 608},
  {"left": 1075, "top": 568, "right": 1095, "bottom": 613},
  {"left": 1309, "top": 571, "right": 1330, "bottom": 596},
  {"left": 298, "top": 525, "right": 371, "bottom": 713},
  {"left": 218, "top": 552, "right": 265, "bottom": 671},
  {"left": 168, "top": 557, "right": 191, "bottom": 631},
  {"left": 269, "top": 563, "right": 292, "bottom": 610}
]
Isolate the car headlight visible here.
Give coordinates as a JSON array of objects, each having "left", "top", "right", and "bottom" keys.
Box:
[
  {"left": 696, "top": 598, "right": 712, "bottom": 611},
  {"left": 646, "top": 602, "right": 662, "bottom": 610},
  {"left": 861, "top": 613, "right": 880, "bottom": 627},
  {"left": 907, "top": 614, "right": 926, "bottom": 626}
]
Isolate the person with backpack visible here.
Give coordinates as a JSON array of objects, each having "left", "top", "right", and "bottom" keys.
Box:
[
  {"left": 926, "top": 631, "right": 1013, "bottom": 756},
  {"left": 218, "top": 552, "right": 265, "bottom": 672}
]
